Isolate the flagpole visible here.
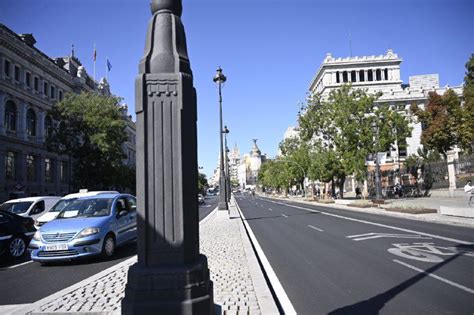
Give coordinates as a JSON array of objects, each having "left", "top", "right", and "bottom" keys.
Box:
[
  {"left": 93, "top": 44, "right": 96, "bottom": 83},
  {"left": 106, "top": 56, "right": 108, "bottom": 81}
]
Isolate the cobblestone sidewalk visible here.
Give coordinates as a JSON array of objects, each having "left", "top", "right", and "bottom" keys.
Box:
[{"left": 14, "top": 200, "right": 278, "bottom": 314}]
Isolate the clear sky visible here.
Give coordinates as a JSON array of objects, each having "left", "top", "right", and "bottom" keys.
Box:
[{"left": 1, "top": 0, "right": 473, "bottom": 178}]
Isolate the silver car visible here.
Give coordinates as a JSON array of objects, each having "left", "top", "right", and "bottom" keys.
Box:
[{"left": 29, "top": 193, "right": 136, "bottom": 263}]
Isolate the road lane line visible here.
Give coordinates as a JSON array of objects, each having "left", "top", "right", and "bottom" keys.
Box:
[
  {"left": 264, "top": 199, "right": 472, "bottom": 245},
  {"left": 307, "top": 225, "right": 324, "bottom": 232},
  {"left": 0, "top": 260, "right": 33, "bottom": 270},
  {"left": 235, "top": 200, "right": 297, "bottom": 314},
  {"left": 268, "top": 208, "right": 273, "bottom": 211},
  {"left": 393, "top": 259, "right": 474, "bottom": 294},
  {"left": 281, "top": 214, "right": 288, "bottom": 218}
]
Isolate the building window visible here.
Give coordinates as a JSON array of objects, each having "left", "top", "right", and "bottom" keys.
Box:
[
  {"left": 336, "top": 71, "right": 340, "bottom": 83},
  {"left": 34, "top": 77, "right": 39, "bottom": 91},
  {"left": 359, "top": 70, "right": 365, "bottom": 82},
  {"left": 342, "top": 71, "right": 348, "bottom": 83},
  {"left": 368, "top": 70, "right": 374, "bottom": 81},
  {"left": 26, "top": 108, "right": 37, "bottom": 136},
  {"left": 44, "top": 115, "right": 53, "bottom": 138},
  {"left": 43, "top": 82, "right": 48, "bottom": 95},
  {"left": 5, "top": 151, "right": 16, "bottom": 180},
  {"left": 60, "top": 161, "right": 68, "bottom": 183},
  {"left": 14, "top": 65, "right": 20, "bottom": 81},
  {"left": 4, "top": 59, "right": 11, "bottom": 77},
  {"left": 45, "top": 158, "right": 52, "bottom": 182},
  {"left": 376, "top": 69, "right": 382, "bottom": 81},
  {"left": 27, "top": 154, "right": 36, "bottom": 181},
  {"left": 5, "top": 100, "right": 17, "bottom": 131},
  {"left": 384, "top": 68, "right": 389, "bottom": 81},
  {"left": 50, "top": 86, "right": 55, "bottom": 99},
  {"left": 25, "top": 72, "right": 31, "bottom": 87},
  {"left": 58, "top": 90, "right": 63, "bottom": 101},
  {"left": 351, "top": 70, "right": 356, "bottom": 82}
]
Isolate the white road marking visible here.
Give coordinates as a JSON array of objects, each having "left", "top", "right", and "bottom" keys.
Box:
[
  {"left": 393, "top": 259, "right": 474, "bottom": 294},
  {"left": 268, "top": 208, "right": 273, "bottom": 211},
  {"left": 235, "top": 201, "right": 297, "bottom": 314},
  {"left": 346, "top": 232, "right": 431, "bottom": 242},
  {"left": 308, "top": 225, "right": 324, "bottom": 232},
  {"left": 1, "top": 260, "right": 33, "bottom": 270},
  {"left": 282, "top": 214, "right": 288, "bottom": 218},
  {"left": 265, "top": 199, "right": 472, "bottom": 245}
]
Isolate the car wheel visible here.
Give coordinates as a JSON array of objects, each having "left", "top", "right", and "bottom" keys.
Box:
[
  {"left": 102, "top": 234, "right": 115, "bottom": 258},
  {"left": 8, "top": 236, "right": 26, "bottom": 258}
]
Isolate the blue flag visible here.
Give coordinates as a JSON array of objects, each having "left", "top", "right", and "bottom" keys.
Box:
[{"left": 107, "top": 59, "right": 112, "bottom": 71}]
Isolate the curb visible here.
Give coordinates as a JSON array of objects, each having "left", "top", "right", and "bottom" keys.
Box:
[{"left": 234, "top": 198, "right": 297, "bottom": 315}]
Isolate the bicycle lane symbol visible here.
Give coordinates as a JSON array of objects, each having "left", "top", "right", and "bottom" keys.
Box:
[{"left": 388, "top": 242, "right": 474, "bottom": 263}]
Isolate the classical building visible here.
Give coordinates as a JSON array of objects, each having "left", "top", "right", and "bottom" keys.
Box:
[
  {"left": 307, "top": 49, "right": 463, "bottom": 187},
  {"left": 237, "top": 139, "right": 265, "bottom": 188},
  {"left": 0, "top": 23, "right": 135, "bottom": 202}
]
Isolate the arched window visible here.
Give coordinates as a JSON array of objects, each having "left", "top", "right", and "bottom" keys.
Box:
[
  {"left": 336, "top": 71, "right": 340, "bottom": 83},
  {"left": 44, "top": 115, "right": 53, "bottom": 138},
  {"left": 359, "top": 70, "right": 365, "bottom": 82},
  {"left": 351, "top": 70, "right": 356, "bottom": 82},
  {"left": 26, "top": 108, "right": 36, "bottom": 136},
  {"left": 368, "top": 70, "right": 374, "bottom": 81},
  {"left": 342, "top": 71, "right": 348, "bottom": 83},
  {"left": 376, "top": 69, "right": 382, "bottom": 81},
  {"left": 5, "top": 100, "right": 16, "bottom": 131}
]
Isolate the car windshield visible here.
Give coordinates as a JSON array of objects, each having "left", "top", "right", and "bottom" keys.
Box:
[
  {"left": 49, "top": 199, "right": 75, "bottom": 212},
  {"left": 0, "top": 201, "right": 33, "bottom": 214},
  {"left": 57, "top": 198, "right": 113, "bottom": 218}
]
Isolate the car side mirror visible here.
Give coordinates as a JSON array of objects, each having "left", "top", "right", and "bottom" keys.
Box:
[{"left": 117, "top": 210, "right": 128, "bottom": 218}]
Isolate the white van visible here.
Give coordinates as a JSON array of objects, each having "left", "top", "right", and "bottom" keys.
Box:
[
  {"left": 0, "top": 196, "right": 61, "bottom": 221},
  {"left": 34, "top": 190, "right": 119, "bottom": 228}
]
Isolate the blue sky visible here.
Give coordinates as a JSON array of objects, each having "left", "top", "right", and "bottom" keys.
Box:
[{"left": 1, "top": 0, "right": 473, "bottom": 178}]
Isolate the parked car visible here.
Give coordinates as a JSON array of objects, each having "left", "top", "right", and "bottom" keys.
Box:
[
  {"left": 198, "top": 194, "right": 205, "bottom": 204},
  {"left": 35, "top": 191, "right": 119, "bottom": 228},
  {"left": 0, "top": 210, "right": 36, "bottom": 259},
  {"left": 30, "top": 193, "right": 136, "bottom": 264},
  {"left": 0, "top": 196, "right": 61, "bottom": 221}
]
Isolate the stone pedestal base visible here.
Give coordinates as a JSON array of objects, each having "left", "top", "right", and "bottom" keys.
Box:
[{"left": 121, "top": 254, "right": 213, "bottom": 315}]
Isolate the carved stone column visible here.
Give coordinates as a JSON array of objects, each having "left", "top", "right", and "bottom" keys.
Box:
[{"left": 121, "top": 1, "right": 213, "bottom": 314}]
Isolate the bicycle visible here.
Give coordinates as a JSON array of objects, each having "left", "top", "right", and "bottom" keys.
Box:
[{"left": 388, "top": 242, "right": 474, "bottom": 263}]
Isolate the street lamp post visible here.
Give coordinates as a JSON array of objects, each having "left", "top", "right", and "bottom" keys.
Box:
[
  {"left": 214, "top": 67, "right": 228, "bottom": 210},
  {"left": 223, "top": 125, "right": 231, "bottom": 202},
  {"left": 372, "top": 121, "right": 382, "bottom": 200}
]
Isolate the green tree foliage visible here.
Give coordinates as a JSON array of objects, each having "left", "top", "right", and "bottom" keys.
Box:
[
  {"left": 411, "top": 89, "right": 467, "bottom": 158},
  {"left": 404, "top": 147, "right": 441, "bottom": 196},
  {"left": 278, "top": 137, "right": 310, "bottom": 189},
  {"left": 46, "top": 92, "right": 130, "bottom": 190},
  {"left": 299, "top": 85, "right": 411, "bottom": 196},
  {"left": 198, "top": 172, "right": 208, "bottom": 194},
  {"left": 462, "top": 54, "right": 474, "bottom": 152},
  {"left": 258, "top": 160, "right": 291, "bottom": 195}
]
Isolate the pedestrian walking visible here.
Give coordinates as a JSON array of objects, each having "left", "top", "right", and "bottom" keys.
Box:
[{"left": 464, "top": 180, "right": 474, "bottom": 206}]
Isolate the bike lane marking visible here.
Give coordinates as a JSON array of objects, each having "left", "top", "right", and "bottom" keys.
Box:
[
  {"left": 265, "top": 199, "right": 472, "bottom": 245},
  {"left": 393, "top": 259, "right": 474, "bottom": 294},
  {"left": 281, "top": 214, "right": 289, "bottom": 218},
  {"left": 0, "top": 260, "right": 33, "bottom": 271},
  {"left": 346, "top": 232, "right": 432, "bottom": 242}
]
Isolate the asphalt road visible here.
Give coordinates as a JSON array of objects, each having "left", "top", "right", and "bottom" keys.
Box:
[
  {"left": 235, "top": 194, "right": 474, "bottom": 315},
  {"left": 0, "top": 195, "right": 218, "bottom": 306}
]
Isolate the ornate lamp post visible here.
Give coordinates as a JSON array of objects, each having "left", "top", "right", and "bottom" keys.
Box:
[
  {"left": 122, "top": 1, "right": 213, "bottom": 313},
  {"left": 223, "top": 125, "right": 231, "bottom": 202},
  {"left": 214, "top": 67, "right": 228, "bottom": 210}
]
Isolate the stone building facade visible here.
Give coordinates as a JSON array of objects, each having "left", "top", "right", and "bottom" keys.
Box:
[
  {"left": 308, "top": 49, "right": 463, "bottom": 174},
  {"left": 0, "top": 24, "right": 135, "bottom": 202}
]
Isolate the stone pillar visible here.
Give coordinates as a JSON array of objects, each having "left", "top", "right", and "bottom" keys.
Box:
[
  {"left": 37, "top": 109, "right": 45, "bottom": 144},
  {"left": 121, "top": 0, "right": 213, "bottom": 314},
  {"left": 18, "top": 99, "right": 27, "bottom": 140},
  {"left": 447, "top": 150, "right": 457, "bottom": 197},
  {"left": 355, "top": 70, "right": 360, "bottom": 82},
  {"left": 364, "top": 70, "right": 368, "bottom": 82},
  {"left": 0, "top": 92, "right": 5, "bottom": 135}
]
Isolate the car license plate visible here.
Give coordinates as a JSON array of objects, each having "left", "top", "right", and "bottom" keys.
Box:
[{"left": 44, "top": 244, "right": 68, "bottom": 251}]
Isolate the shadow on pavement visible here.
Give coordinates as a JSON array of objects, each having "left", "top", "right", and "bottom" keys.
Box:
[{"left": 328, "top": 253, "right": 461, "bottom": 314}]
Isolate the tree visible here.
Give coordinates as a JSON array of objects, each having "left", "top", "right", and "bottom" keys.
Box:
[
  {"left": 258, "top": 160, "right": 291, "bottom": 196},
  {"left": 299, "top": 85, "right": 411, "bottom": 197},
  {"left": 198, "top": 173, "right": 208, "bottom": 194},
  {"left": 278, "top": 136, "right": 310, "bottom": 194},
  {"left": 411, "top": 89, "right": 467, "bottom": 158},
  {"left": 46, "top": 92, "right": 129, "bottom": 190},
  {"left": 462, "top": 54, "right": 474, "bottom": 153}
]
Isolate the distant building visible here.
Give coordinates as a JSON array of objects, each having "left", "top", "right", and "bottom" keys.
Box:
[
  {"left": 0, "top": 23, "right": 135, "bottom": 202},
  {"left": 307, "top": 49, "right": 462, "bottom": 187}
]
